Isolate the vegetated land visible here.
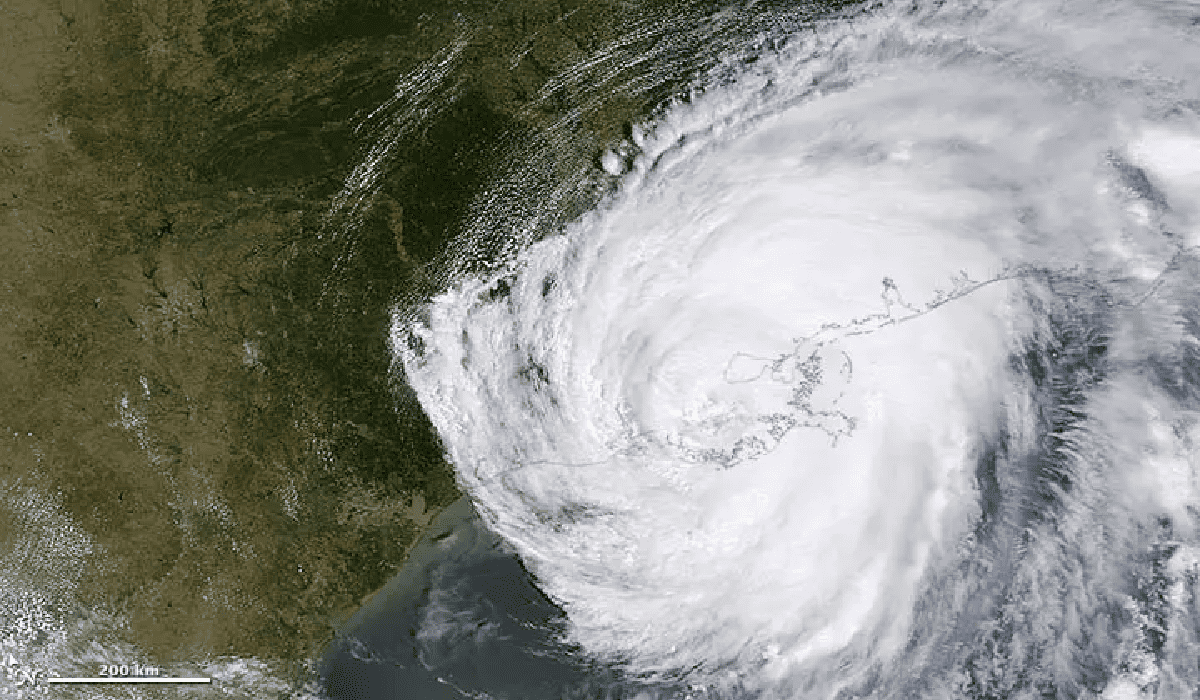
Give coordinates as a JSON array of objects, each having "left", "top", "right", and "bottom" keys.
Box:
[
  {"left": 1, "top": 0, "right": 857, "bottom": 675},
  {"left": 0, "top": 0, "right": 664, "bottom": 670}
]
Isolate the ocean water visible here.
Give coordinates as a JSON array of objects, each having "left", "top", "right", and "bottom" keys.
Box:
[{"left": 327, "top": 0, "right": 1200, "bottom": 697}]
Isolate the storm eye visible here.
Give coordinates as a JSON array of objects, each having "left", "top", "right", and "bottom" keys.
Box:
[
  {"left": 517, "top": 358, "right": 550, "bottom": 387},
  {"left": 1110, "top": 155, "right": 1169, "bottom": 210},
  {"left": 383, "top": 1, "right": 1200, "bottom": 698}
]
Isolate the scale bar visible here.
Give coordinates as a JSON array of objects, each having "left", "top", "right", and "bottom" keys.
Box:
[{"left": 46, "top": 678, "right": 212, "bottom": 684}]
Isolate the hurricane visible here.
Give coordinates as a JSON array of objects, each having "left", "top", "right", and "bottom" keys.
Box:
[{"left": 388, "top": 0, "right": 1200, "bottom": 697}]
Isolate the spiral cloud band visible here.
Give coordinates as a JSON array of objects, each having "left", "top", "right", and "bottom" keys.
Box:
[{"left": 394, "top": 0, "right": 1200, "bottom": 696}]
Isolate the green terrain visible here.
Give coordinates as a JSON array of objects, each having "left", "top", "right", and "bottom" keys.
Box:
[
  {"left": 0, "top": 0, "right": 653, "bottom": 687},
  {"left": 0, "top": 0, "right": 849, "bottom": 693}
]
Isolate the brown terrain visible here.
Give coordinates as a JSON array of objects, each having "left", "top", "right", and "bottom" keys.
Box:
[{"left": 0, "top": 0, "right": 652, "bottom": 692}]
